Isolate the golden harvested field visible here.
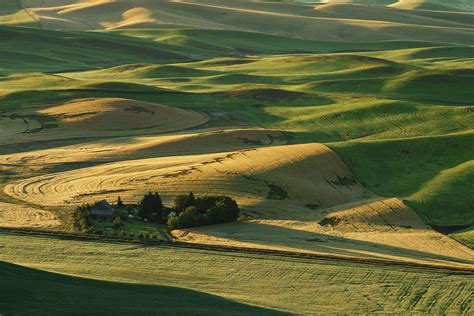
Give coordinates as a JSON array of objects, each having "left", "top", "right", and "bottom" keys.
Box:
[
  {"left": 5, "top": 143, "right": 368, "bottom": 208},
  {"left": 0, "top": 98, "right": 209, "bottom": 145},
  {"left": 176, "top": 198, "right": 473, "bottom": 269},
  {"left": 0, "top": 233, "right": 472, "bottom": 314},
  {"left": 0, "top": 128, "right": 287, "bottom": 167},
  {"left": 3, "top": 137, "right": 472, "bottom": 268},
  {"left": 0, "top": 202, "right": 62, "bottom": 229}
]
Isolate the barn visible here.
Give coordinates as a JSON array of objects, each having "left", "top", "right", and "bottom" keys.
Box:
[{"left": 90, "top": 200, "right": 115, "bottom": 218}]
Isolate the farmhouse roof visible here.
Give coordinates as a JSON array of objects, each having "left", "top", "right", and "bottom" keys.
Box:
[{"left": 91, "top": 200, "right": 115, "bottom": 211}]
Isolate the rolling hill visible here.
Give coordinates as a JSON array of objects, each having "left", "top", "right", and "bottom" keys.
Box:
[
  {"left": 1, "top": 233, "right": 472, "bottom": 314},
  {"left": 1, "top": 1, "right": 473, "bottom": 45},
  {"left": 0, "top": 260, "right": 280, "bottom": 315},
  {"left": 0, "top": 0, "right": 473, "bottom": 313}
]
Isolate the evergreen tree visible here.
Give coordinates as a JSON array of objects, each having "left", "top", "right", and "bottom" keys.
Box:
[
  {"left": 116, "top": 196, "right": 125, "bottom": 209},
  {"left": 173, "top": 194, "right": 188, "bottom": 213},
  {"left": 183, "top": 192, "right": 196, "bottom": 209},
  {"left": 139, "top": 192, "right": 164, "bottom": 223}
]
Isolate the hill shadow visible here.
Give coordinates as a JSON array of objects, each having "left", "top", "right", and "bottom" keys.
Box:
[
  {"left": 0, "top": 260, "right": 287, "bottom": 315},
  {"left": 197, "top": 221, "right": 474, "bottom": 267}
]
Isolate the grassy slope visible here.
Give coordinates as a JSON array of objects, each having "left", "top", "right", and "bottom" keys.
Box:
[
  {"left": 112, "top": 28, "right": 447, "bottom": 54},
  {"left": 407, "top": 160, "right": 473, "bottom": 226},
  {"left": 0, "top": 25, "right": 195, "bottom": 75},
  {"left": 319, "top": 0, "right": 474, "bottom": 12},
  {"left": 451, "top": 225, "right": 474, "bottom": 248},
  {"left": 390, "top": 0, "right": 474, "bottom": 12},
  {"left": 0, "top": 2, "right": 472, "bottom": 312},
  {"left": 0, "top": 26, "right": 472, "bottom": 233},
  {"left": 7, "top": 1, "right": 474, "bottom": 45},
  {"left": 0, "top": 233, "right": 472, "bottom": 314},
  {"left": 1, "top": 25, "right": 451, "bottom": 76},
  {"left": 0, "top": 1, "right": 37, "bottom": 26},
  {"left": 0, "top": 1, "right": 472, "bottom": 250},
  {"left": 330, "top": 132, "right": 474, "bottom": 226},
  {"left": 0, "top": 260, "right": 281, "bottom": 315}
]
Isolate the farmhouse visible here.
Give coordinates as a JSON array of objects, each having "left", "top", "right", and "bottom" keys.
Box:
[{"left": 90, "top": 200, "right": 115, "bottom": 218}]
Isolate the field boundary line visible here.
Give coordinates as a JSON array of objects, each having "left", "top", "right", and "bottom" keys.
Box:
[{"left": 0, "top": 227, "right": 472, "bottom": 274}]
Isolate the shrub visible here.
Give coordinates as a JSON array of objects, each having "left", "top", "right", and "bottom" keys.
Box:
[
  {"left": 206, "top": 196, "right": 240, "bottom": 224},
  {"left": 184, "top": 206, "right": 198, "bottom": 216},
  {"left": 207, "top": 204, "right": 229, "bottom": 224},
  {"left": 195, "top": 196, "right": 218, "bottom": 213},
  {"left": 167, "top": 215, "right": 180, "bottom": 230},
  {"left": 119, "top": 213, "right": 128, "bottom": 221},
  {"left": 174, "top": 192, "right": 196, "bottom": 213},
  {"left": 125, "top": 204, "right": 136, "bottom": 215},
  {"left": 197, "top": 213, "right": 210, "bottom": 226},
  {"left": 216, "top": 196, "right": 239, "bottom": 221},
  {"left": 73, "top": 204, "right": 92, "bottom": 231},
  {"left": 112, "top": 216, "right": 122, "bottom": 229},
  {"left": 178, "top": 212, "right": 198, "bottom": 229}
]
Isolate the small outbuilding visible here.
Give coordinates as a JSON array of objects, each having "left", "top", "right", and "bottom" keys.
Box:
[{"left": 90, "top": 200, "right": 115, "bottom": 218}]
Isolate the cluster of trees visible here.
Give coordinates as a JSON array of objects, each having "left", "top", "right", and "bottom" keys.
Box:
[
  {"left": 133, "top": 191, "right": 240, "bottom": 229},
  {"left": 167, "top": 192, "right": 240, "bottom": 229},
  {"left": 72, "top": 191, "right": 240, "bottom": 234}
]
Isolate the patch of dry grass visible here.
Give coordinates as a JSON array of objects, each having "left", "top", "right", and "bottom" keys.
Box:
[{"left": 0, "top": 202, "right": 62, "bottom": 229}]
